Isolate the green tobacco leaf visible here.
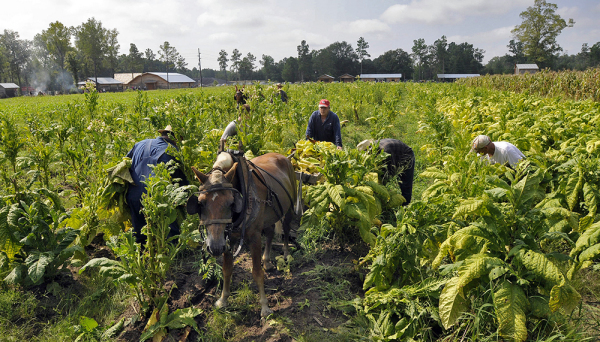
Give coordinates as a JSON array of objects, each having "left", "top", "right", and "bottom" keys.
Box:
[
  {"left": 516, "top": 249, "right": 564, "bottom": 287},
  {"left": 583, "top": 183, "right": 599, "bottom": 217},
  {"left": 439, "top": 277, "right": 468, "bottom": 329},
  {"left": 566, "top": 171, "right": 583, "bottom": 212},
  {"left": 494, "top": 281, "right": 528, "bottom": 342},
  {"left": 327, "top": 184, "right": 346, "bottom": 209},
  {"left": 457, "top": 254, "right": 504, "bottom": 289},
  {"left": 28, "top": 252, "right": 53, "bottom": 284},
  {"left": 570, "top": 221, "right": 600, "bottom": 258},
  {"left": 549, "top": 284, "right": 581, "bottom": 314},
  {"left": 452, "top": 198, "right": 485, "bottom": 219}
]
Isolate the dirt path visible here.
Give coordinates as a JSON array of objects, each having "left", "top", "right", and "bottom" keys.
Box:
[{"left": 117, "top": 243, "right": 367, "bottom": 341}]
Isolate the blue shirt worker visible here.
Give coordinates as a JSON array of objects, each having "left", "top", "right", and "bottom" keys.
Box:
[
  {"left": 305, "top": 99, "right": 343, "bottom": 150},
  {"left": 126, "top": 125, "right": 189, "bottom": 244}
]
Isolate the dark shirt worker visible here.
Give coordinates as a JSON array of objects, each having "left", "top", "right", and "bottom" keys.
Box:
[
  {"left": 126, "top": 125, "right": 189, "bottom": 244},
  {"left": 358, "top": 138, "right": 415, "bottom": 205},
  {"left": 305, "top": 99, "right": 343, "bottom": 150}
]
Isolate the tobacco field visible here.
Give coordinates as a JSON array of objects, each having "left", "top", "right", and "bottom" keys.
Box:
[{"left": 1, "top": 75, "right": 600, "bottom": 341}]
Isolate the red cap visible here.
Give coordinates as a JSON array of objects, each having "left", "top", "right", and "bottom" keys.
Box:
[{"left": 318, "top": 99, "right": 330, "bottom": 108}]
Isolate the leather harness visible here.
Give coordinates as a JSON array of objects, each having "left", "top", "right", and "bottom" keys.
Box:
[{"left": 196, "top": 151, "right": 294, "bottom": 256}]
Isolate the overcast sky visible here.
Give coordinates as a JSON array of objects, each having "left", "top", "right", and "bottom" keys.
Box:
[{"left": 1, "top": 0, "right": 599, "bottom": 71}]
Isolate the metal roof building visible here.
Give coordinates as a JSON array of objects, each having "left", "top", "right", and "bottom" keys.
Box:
[
  {"left": 359, "top": 74, "right": 402, "bottom": 82},
  {"left": 0, "top": 83, "right": 20, "bottom": 98},
  {"left": 437, "top": 74, "right": 480, "bottom": 82},
  {"left": 78, "top": 77, "right": 124, "bottom": 92},
  {"left": 515, "top": 64, "right": 539, "bottom": 75},
  {"left": 127, "top": 72, "right": 196, "bottom": 90}
]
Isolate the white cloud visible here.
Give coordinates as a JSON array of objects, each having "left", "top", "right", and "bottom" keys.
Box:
[
  {"left": 381, "top": 0, "right": 530, "bottom": 25},
  {"left": 338, "top": 19, "right": 391, "bottom": 35}
]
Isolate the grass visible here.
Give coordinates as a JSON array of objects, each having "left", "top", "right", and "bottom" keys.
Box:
[{"left": 0, "top": 272, "right": 132, "bottom": 341}]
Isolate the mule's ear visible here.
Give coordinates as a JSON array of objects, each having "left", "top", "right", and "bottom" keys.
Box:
[
  {"left": 225, "top": 162, "right": 238, "bottom": 183},
  {"left": 192, "top": 166, "right": 208, "bottom": 183},
  {"left": 186, "top": 195, "right": 199, "bottom": 215},
  {"left": 232, "top": 192, "right": 243, "bottom": 213}
]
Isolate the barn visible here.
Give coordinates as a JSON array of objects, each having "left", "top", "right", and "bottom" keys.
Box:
[
  {"left": 317, "top": 74, "right": 335, "bottom": 83},
  {"left": 78, "top": 77, "right": 124, "bottom": 92},
  {"left": 515, "top": 64, "right": 539, "bottom": 75},
  {"left": 0, "top": 83, "right": 20, "bottom": 98},
  {"left": 339, "top": 74, "right": 355, "bottom": 83},
  {"left": 359, "top": 74, "right": 402, "bottom": 82},
  {"left": 127, "top": 72, "right": 196, "bottom": 90}
]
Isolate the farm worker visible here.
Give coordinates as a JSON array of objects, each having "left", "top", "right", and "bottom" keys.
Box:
[
  {"left": 276, "top": 83, "right": 288, "bottom": 103},
  {"left": 305, "top": 99, "right": 343, "bottom": 150},
  {"left": 471, "top": 135, "right": 525, "bottom": 168},
  {"left": 126, "top": 125, "right": 189, "bottom": 244},
  {"left": 220, "top": 103, "right": 251, "bottom": 143},
  {"left": 357, "top": 139, "right": 415, "bottom": 205}
]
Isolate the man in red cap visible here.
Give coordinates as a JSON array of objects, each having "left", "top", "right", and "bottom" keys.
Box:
[{"left": 305, "top": 99, "right": 343, "bottom": 150}]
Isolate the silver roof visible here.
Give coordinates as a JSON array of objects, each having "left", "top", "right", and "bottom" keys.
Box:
[
  {"left": 359, "top": 74, "right": 402, "bottom": 78},
  {"left": 147, "top": 72, "right": 196, "bottom": 83},
  {"left": 82, "top": 77, "right": 123, "bottom": 85},
  {"left": 0, "top": 83, "right": 19, "bottom": 88},
  {"left": 437, "top": 74, "right": 480, "bottom": 78},
  {"left": 515, "top": 64, "right": 539, "bottom": 69}
]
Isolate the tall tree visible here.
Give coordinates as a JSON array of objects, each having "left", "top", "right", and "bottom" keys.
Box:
[
  {"left": 75, "top": 18, "right": 109, "bottom": 83},
  {"left": 591, "top": 42, "right": 600, "bottom": 67},
  {"left": 373, "top": 49, "right": 413, "bottom": 79},
  {"left": 281, "top": 57, "right": 298, "bottom": 82},
  {"left": 511, "top": 0, "right": 573, "bottom": 67},
  {"left": 297, "top": 40, "right": 312, "bottom": 82},
  {"left": 356, "top": 37, "right": 370, "bottom": 75},
  {"left": 127, "top": 43, "right": 143, "bottom": 74},
  {"left": 260, "top": 54, "right": 276, "bottom": 81},
  {"left": 64, "top": 50, "right": 81, "bottom": 85},
  {"left": 104, "top": 28, "right": 120, "bottom": 76},
  {"left": 230, "top": 49, "right": 241, "bottom": 80},
  {"left": 0, "top": 30, "right": 30, "bottom": 86},
  {"left": 432, "top": 36, "right": 448, "bottom": 74},
  {"left": 411, "top": 38, "right": 430, "bottom": 80},
  {"left": 217, "top": 49, "right": 228, "bottom": 79},
  {"left": 38, "top": 21, "right": 72, "bottom": 73},
  {"left": 158, "top": 41, "right": 180, "bottom": 88},
  {"left": 239, "top": 53, "right": 256, "bottom": 80},
  {"left": 144, "top": 48, "right": 156, "bottom": 71}
]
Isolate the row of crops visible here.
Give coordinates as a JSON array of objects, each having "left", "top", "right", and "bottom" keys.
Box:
[{"left": 1, "top": 78, "right": 600, "bottom": 340}]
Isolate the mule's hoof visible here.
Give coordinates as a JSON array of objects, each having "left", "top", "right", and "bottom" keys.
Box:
[
  {"left": 261, "top": 307, "right": 273, "bottom": 317},
  {"left": 263, "top": 260, "right": 274, "bottom": 271},
  {"left": 215, "top": 298, "right": 227, "bottom": 309}
]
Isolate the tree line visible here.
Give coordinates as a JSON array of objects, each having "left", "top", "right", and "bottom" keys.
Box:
[{"left": 1, "top": 1, "right": 599, "bottom": 91}]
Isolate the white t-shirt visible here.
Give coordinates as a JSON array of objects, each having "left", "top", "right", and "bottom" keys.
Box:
[{"left": 488, "top": 141, "right": 525, "bottom": 167}]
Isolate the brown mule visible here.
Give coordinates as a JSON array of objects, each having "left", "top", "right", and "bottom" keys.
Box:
[{"left": 187, "top": 152, "right": 299, "bottom": 317}]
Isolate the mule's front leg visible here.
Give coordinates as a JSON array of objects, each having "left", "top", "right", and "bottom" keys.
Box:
[
  {"left": 216, "top": 251, "right": 233, "bottom": 309},
  {"left": 251, "top": 238, "right": 272, "bottom": 317}
]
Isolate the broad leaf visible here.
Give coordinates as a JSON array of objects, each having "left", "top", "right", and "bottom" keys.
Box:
[
  {"left": 549, "top": 284, "right": 581, "bottom": 314},
  {"left": 27, "top": 252, "right": 53, "bottom": 284},
  {"left": 494, "top": 281, "right": 528, "bottom": 342},
  {"left": 439, "top": 277, "right": 468, "bottom": 329}
]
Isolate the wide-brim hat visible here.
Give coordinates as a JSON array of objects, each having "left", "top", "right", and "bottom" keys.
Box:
[{"left": 158, "top": 125, "right": 173, "bottom": 134}]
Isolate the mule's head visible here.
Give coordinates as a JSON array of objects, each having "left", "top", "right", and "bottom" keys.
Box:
[{"left": 187, "top": 153, "right": 243, "bottom": 256}]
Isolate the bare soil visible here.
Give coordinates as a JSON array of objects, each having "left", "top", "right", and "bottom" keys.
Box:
[{"left": 116, "top": 242, "right": 367, "bottom": 341}]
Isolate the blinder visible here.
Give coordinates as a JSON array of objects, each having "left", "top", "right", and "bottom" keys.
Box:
[{"left": 194, "top": 182, "right": 243, "bottom": 230}]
